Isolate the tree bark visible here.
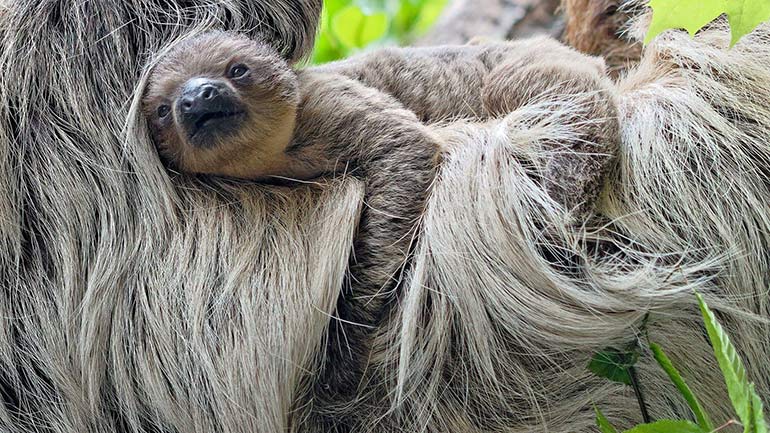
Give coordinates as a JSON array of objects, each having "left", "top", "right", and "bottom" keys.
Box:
[{"left": 417, "top": 0, "right": 563, "bottom": 46}]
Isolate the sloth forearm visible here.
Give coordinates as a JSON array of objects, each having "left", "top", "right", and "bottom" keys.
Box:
[
  {"left": 312, "top": 44, "right": 491, "bottom": 122},
  {"left": 292, "top": 70, "right": 439, "bottom": 289},
  {"left": 291, "top": 70, "right": 440, "bottom": 409}
]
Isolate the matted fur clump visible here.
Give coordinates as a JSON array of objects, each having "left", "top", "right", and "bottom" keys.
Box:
[{"left": 0, "top": 1, "right": 768, "bottom": 433}]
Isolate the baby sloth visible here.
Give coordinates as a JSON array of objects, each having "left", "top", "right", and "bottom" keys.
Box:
[
  {"left": 141, "top": 30, "right": 619, "bottom": 425},
  {"left": 142, "top": 32, "right": 619, "bottom": 212}
]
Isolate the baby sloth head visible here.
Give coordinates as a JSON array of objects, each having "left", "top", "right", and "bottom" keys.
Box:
[{"left": 142, "top": 31, "right": 300, "bottom": 179}]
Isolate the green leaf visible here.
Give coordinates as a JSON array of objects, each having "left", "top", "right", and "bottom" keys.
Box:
[
  {"left": 725, "top": 0, "right": 770, "bottom": 46},
  {"left": 312, "top": 0, "right": 449, "bottom": 64},
  {"left": 649, "top": 342, "right": 713, "bottom": 431},
  {"left": 332, "top": 6, "right": 389, "bottom": 49},
  {"left": 412, "top": 0, "right": 448, "bottom": 34},
  {"left": 751, "top": 383, "right": 768, "bottom": 433},
  {"left": 392, "top": 1, "right": 421, "bottom": 35},
  {"left": 623, "top": 420, "right": 705, "bottom": 433},
  {"left": 325, "top": 0, "right": 353, "bottom": 17},
  {"left": 595, "top": 406, "right": 619, "bottom": 433},
  {"left": 645, "top": 0, "right": 726, "bottom": 44},
  {"left": 644, "top": 0, "right": 770, "bottom": 47},
  {"left": 696, "top": 293, "right": 752, "bottom": 433},
  {"left": 588, "top": 348, "right": 639, "bottom": 386}
]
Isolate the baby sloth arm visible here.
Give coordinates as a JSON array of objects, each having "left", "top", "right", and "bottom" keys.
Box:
[
  {"left": 290, "top": 71, "right": 438, "bottom": 300},
  {"left": 289, "top": 70, "right": 439, "bottom": 413}
]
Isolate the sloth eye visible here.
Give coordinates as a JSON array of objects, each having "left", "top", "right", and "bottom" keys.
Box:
[
  {"left": 229, "top": 64, "right": 249, "bottom": 79},
  {"left": 157, "top": 105, "right": 171, "bottom": 118}
]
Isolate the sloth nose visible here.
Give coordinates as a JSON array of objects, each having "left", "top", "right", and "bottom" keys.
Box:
[{"left": 179, "top": 80, "right": 221, "bottom": 114}]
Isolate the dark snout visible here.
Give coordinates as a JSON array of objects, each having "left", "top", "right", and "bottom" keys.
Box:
[{"left": 178, "top": 78, "right": 246, "bottom": 147}]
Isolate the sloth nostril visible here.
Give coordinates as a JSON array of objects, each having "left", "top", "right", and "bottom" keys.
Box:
[
  {"left": 201, "top": 86, "right": 217, "bottom": 99},
  {"left": 181, "top": 99, "right": 193, "bottom": 111}
]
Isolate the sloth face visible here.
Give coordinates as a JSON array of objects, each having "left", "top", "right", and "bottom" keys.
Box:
[{"left": 142, "top": 31, "right": 300, "bottom": 179}]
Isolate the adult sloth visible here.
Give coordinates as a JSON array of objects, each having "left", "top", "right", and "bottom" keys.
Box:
[
  {"left": 0, "top": 1, "right": 340, "bottom": 432},
  {"left": 1, "top": 1, "right": 769, "bottom": 433}
]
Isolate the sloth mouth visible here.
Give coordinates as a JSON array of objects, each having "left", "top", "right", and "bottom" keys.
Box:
[
  {"left": 193, "top": 110, "right": 245, "bottom": 134},
  {"left": 187, "top": 110, "right": 246, "bottom": 148}
]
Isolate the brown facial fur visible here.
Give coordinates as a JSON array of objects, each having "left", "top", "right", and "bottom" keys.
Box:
[{"left": 142, "top": 32, "right": 301, "bottom": 179}]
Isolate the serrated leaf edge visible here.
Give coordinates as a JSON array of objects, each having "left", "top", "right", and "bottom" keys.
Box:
[
  {"left": 643, "top": 0, "right": 770, "bottom": 47},
  {"left": 696, "top": 293, "right": 752, "bottom": 433}
]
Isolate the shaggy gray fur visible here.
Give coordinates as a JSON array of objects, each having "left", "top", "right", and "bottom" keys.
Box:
[{"left": 0, "top": 0, "right": 768, "bottom": 432}]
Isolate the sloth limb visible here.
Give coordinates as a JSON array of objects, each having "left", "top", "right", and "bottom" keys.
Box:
[
  {"left": 316, "top": 37, "right": 620, "bottom": 215},
  {"left": 292, "top": 40, "right": 618, "bottom": 423},
  {"left": 289, "top": 42, "right": 620, "bottom": 429},
  {"left": 289, "top": 73, "right": 441, "bottom": 420},
  {"left": 313, "top": 37, "right": 607, "bottom": 120}
]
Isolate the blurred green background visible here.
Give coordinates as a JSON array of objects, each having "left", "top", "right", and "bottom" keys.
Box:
[{"left": 312, "top": 0, "right": 449, "bottom": 64}]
